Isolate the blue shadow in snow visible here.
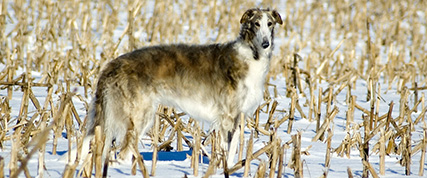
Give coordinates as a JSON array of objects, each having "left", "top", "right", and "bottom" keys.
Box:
[
  {"left": 141, "top": 149, "right": 209, "bottom": 164},
  {"left": 49, "top": 150, "right": 67, "bottom": 156},
  {"left": 52, "top": 147, "right": 209, "bottom": 164}
]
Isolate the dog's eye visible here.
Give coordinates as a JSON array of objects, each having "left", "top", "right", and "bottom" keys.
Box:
[
  {"left": 268, "top": 22, "right": 273, "bottom": 27},
  {"left": 254, "top": 22, "right": 260, "bottom": 27}
]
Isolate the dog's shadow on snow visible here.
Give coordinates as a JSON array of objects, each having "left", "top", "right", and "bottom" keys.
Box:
[
  {"left": 54, "top": 149, "right": 209, "bottom": 163},
  {"left": 49, "top": 150, "right": 67, "bottom": 156},
  {"left": 141, "top": 149, "right": 209, "bottom": 164}
]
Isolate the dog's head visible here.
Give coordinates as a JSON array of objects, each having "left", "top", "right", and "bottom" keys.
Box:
[{"left": 239, "top": 8, "right": 282, "bottom": 51}]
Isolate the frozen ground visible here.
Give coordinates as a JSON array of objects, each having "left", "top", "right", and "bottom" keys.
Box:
[
  {"left": 1, "top": 0, "right": 426, "bottom": 178},
  {"left": 1, "top": 68, "right": 426, "bottom": 178}
]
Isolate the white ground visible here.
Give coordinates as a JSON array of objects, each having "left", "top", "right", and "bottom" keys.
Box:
[{"left": 1, "top": 0, "right": 426, "bottom": 178}]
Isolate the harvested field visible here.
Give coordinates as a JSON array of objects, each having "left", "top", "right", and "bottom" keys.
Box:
[{"left": 1, "top": 0, "right": 427, "bottom": 177}]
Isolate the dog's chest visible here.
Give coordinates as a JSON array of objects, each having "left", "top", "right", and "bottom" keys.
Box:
[{"left": 239, "top": 58, "right": 269, "bottom": 114}]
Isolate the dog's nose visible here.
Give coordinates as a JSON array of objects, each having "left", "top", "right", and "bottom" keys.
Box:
[
  {"left": 262, "top": 41, "right": 270, "bottom": 49},
  {"left": 261, "top": 37, "right": 270, "bottom": 49}
]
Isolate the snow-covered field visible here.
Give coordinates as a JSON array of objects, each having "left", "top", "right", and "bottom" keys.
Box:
[{"left": 1, "top": 0, "right": 426, "bottom": 177}]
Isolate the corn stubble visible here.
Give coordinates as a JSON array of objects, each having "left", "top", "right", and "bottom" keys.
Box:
[{"left": 1, "top": 0, "right": 427, "bottom": 177}]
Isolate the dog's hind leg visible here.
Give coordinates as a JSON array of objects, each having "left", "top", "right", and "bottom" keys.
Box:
[
  {"left": 102, "top": 96, "right": 128, "bottom": 162},
  {"left": 117, "top": 100, "right": 156, "bottom": 162},
  {"left": 116, "top": 120, "right": 138, "bottom": 162}
]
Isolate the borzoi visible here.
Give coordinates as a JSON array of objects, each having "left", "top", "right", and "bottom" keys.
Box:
[{"left": 65, "top": 8, "right": 282, "bottom": 167}]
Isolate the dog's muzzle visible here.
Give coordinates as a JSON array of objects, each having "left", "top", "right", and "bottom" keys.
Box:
[{"left": 261, "top": 37, "right": 270, "bottom": 49}]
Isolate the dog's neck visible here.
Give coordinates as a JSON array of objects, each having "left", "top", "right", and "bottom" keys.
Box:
[{"left": 235, "top": 36, "right": 273, "bottom": 61}]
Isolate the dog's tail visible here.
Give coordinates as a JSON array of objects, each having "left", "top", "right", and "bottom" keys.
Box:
[
  {"left": 85, "top": 85, "right": 106, "bottom": 138},
  {"left": 59, "top": 79, "right": 107, "bottom": 163}
]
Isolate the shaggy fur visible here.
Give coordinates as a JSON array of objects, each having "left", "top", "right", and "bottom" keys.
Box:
[{"left": 65, "top": 8, "right": 282, "bottom": 166}]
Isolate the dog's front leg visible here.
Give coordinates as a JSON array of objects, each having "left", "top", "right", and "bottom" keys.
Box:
[
  {"left": 226, "top": 126, "right": 240, "bottom": 166},
  {"left": 219, "top": 114, "right": 241, "bottom": 167}
]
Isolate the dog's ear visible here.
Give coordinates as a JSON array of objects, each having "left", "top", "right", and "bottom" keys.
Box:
[
  {"left": 240, "top": 9, "right": 255, "bottom": 24},
  {"left": 271, "top": 10, "right": 283, "bottom": 25}
]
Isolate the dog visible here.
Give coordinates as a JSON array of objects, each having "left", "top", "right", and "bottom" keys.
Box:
[{"left": 64, "top": 8, "right": 282, "bottom": 167}]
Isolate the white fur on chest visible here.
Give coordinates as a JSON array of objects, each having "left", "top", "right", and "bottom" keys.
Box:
[{"left": 235, "top": 44, "right": 270, "bottom": 115}]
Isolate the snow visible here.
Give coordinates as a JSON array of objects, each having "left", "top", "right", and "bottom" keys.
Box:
[
  {"left": 1, "top": 0, "right": 427, "bottom": 178},
  {"left": 3, "top": 72, "right": 425, "bottom": 178}
]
